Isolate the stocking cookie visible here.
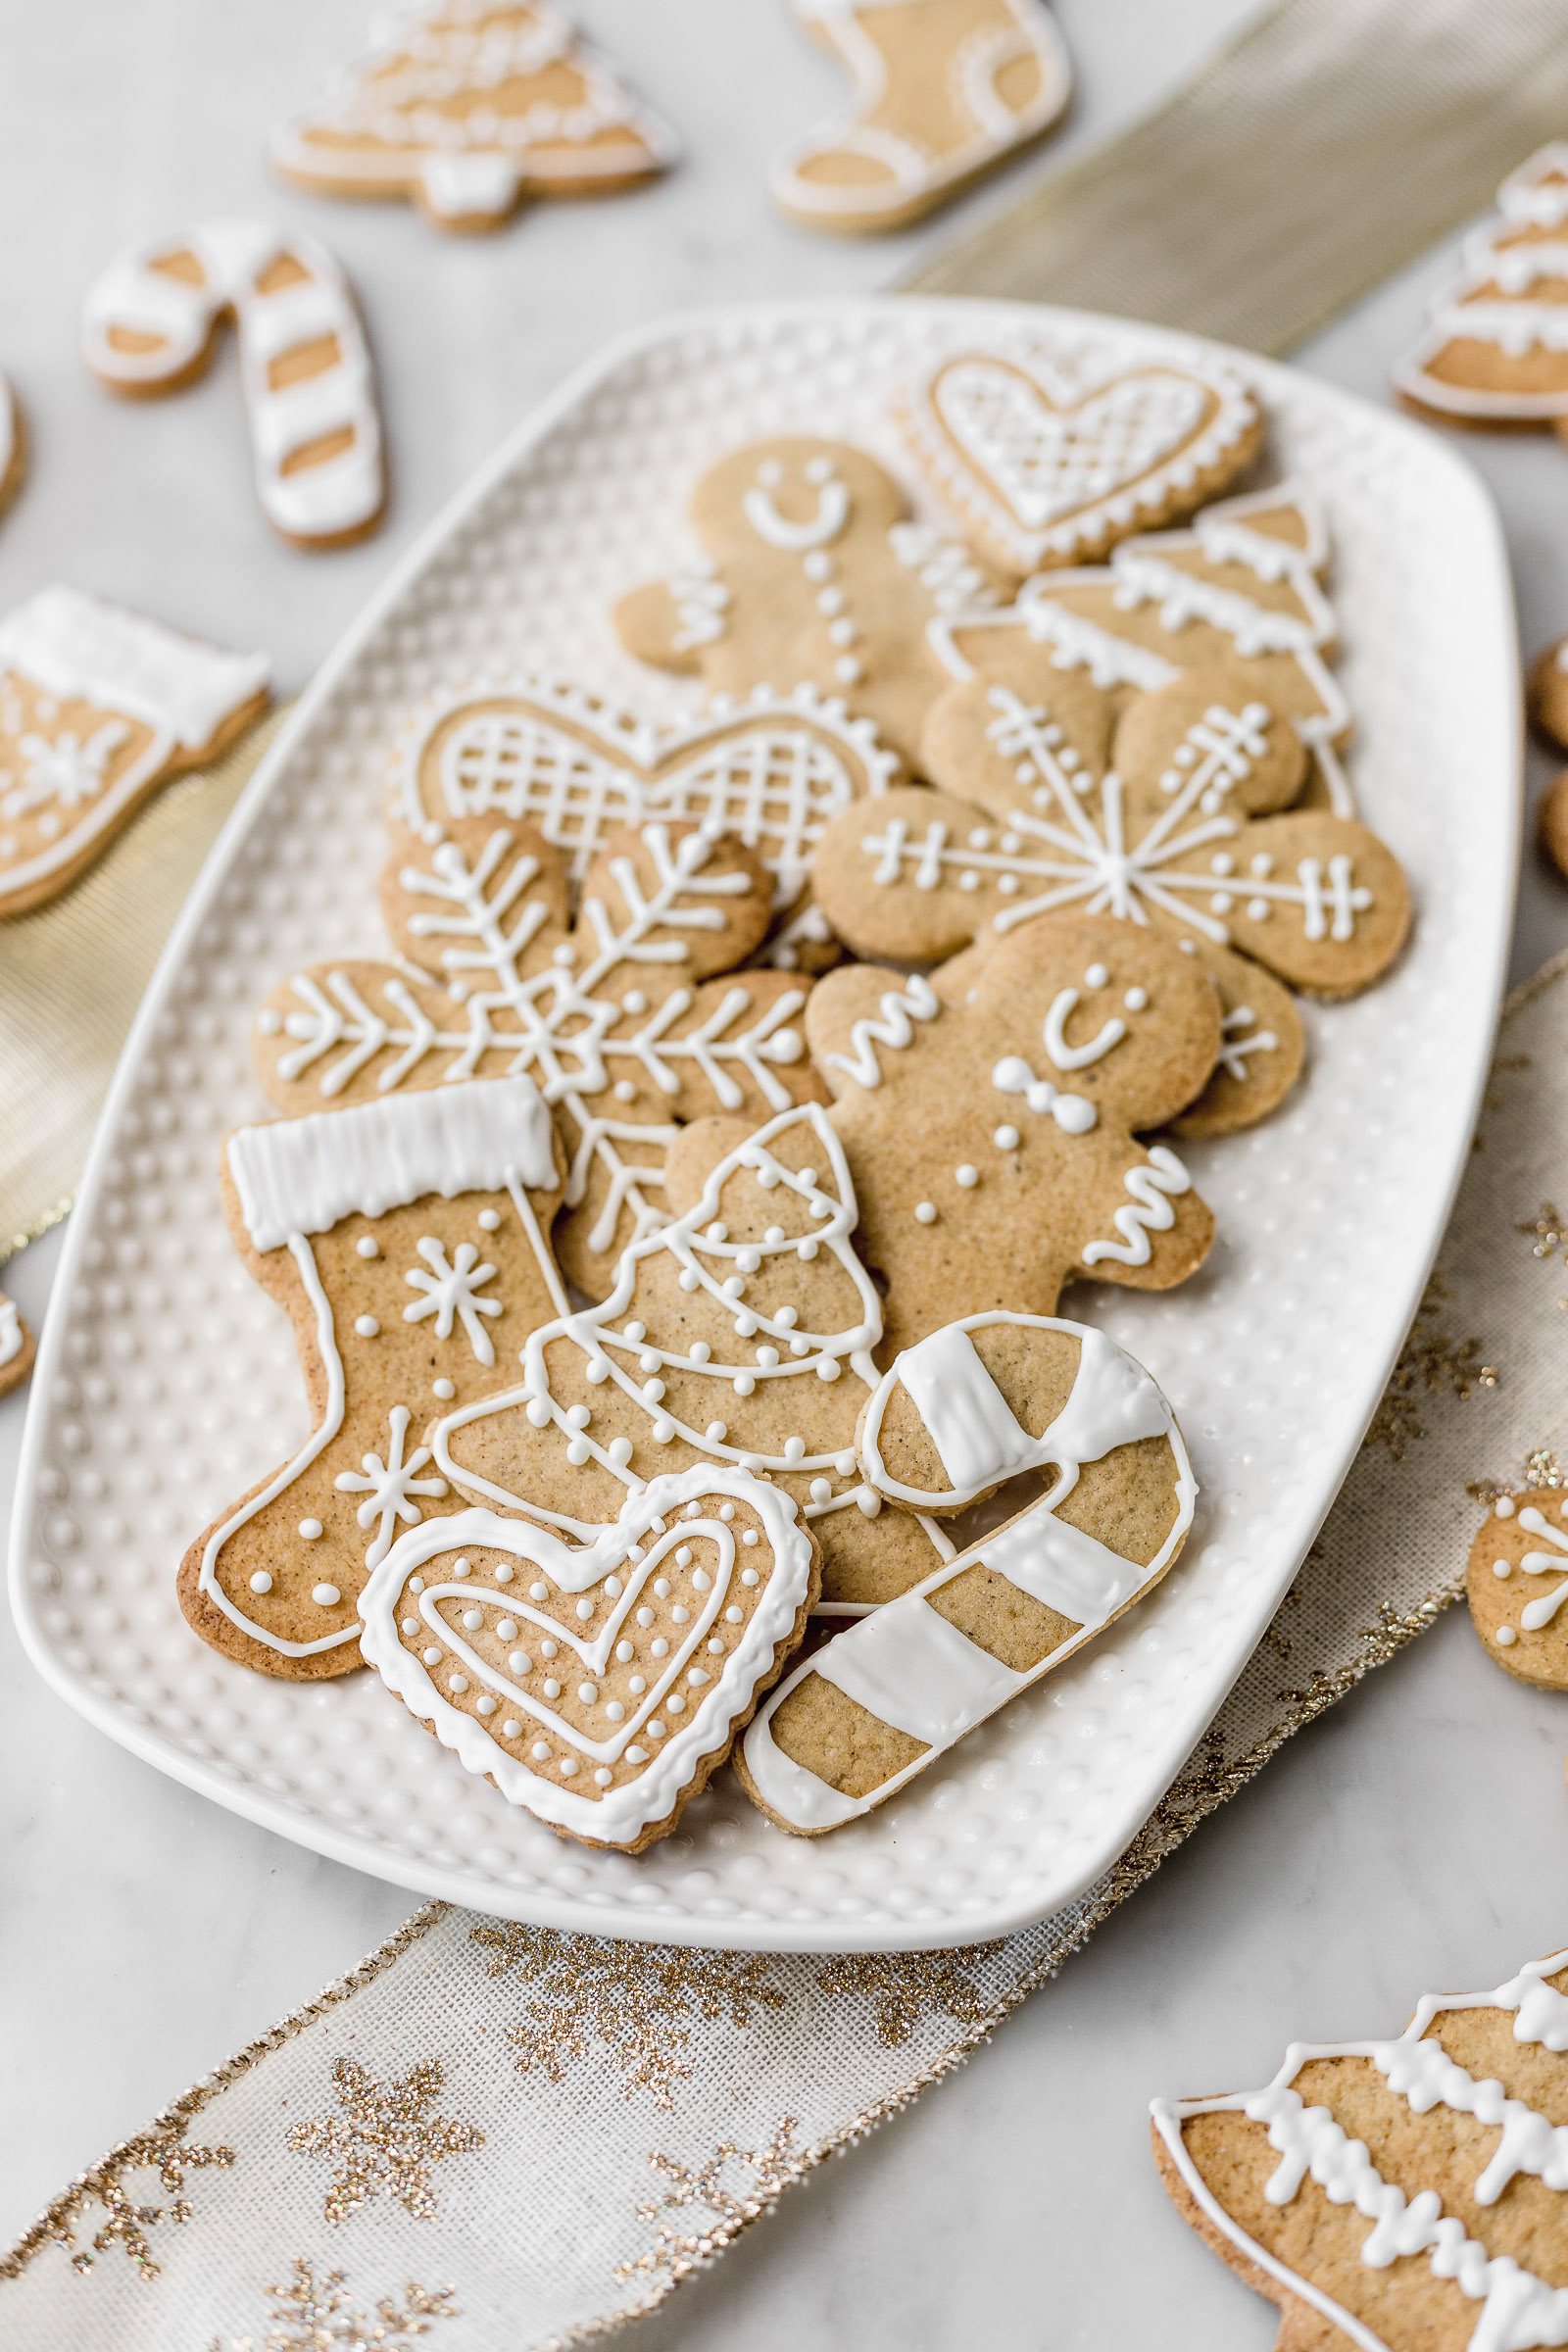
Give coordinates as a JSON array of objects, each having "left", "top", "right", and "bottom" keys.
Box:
[
  {"left": 770, "top": 0, "right": 1072, "bottom": 235},
  {"left": 0, "top": 1292, "right": 36, "bottom": 1400},
  {"left": 0, "top": 587, "right": 270, "bottom": 917},
  {"left": 1152, "top": 1938, "right": 1568, "bottom": 2352},
  {"left": 431, "top": 1102, "right": 958, "bottom": 1614},
  {"left": 1395, "top": 144, "right": 1568, "bottom": 428},
  {"left": 271, "top": 1, "right": 677, "bottom": 235},
  {"left": 612, "top": 438, "right": 1001, "bottom": 766},
  {"left": 805, "top": 913, "right": 1220, "bottom": 1355},
  {"left": 255, "top": 814, "right": 828, "bottom": 1299},
  {"left": 361, "top": 1464, "right": 815, "bottom": 1851},
  {"left": 178, "top": 1076, "right": 565, "bottom": 1679},
  {"left": 740, "top": 1310, "right": 1193, "bottom": 1831},
  {"left": 83, "top": 219, "right": 385, "bottom": 548},
  {"left": 896, "top": 342, "right": 1260, "bottom": 575}
]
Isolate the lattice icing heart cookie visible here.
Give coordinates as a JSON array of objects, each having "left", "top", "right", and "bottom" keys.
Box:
[
  {"left": 739, "top": 1310, "right": 1193, "bottom": 1831},
  {"left": 178, "top": 1076, "right": 565, "bottom": 1679},
  {"left": 896, "top": 345, "right": 1261, "bottom": 575},
  {"left": 1152, "top": 1938, "right": 1568, "bottom": 2352},
  {"left": 1395, "top": 144, "right": 1568, "bottom": 426},
  {"left": 360, "top": 1463, "right": 816, "bottom": 1851}
]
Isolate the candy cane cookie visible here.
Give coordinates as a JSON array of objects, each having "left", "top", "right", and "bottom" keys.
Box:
[{"left": 82, "top": 219, "right": 385, "bottom": 549}]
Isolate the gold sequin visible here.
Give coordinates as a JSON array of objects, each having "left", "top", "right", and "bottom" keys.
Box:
[{"left": 288, "top": 2060, "right": 483, "bottom": 2225}]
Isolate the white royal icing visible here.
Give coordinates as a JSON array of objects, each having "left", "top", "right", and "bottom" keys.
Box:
[
  {"left": 0, "top": 586, "right": 268, "bottom": 748},
  {"left": 1080, "top": 1144, "right": 1192, "bottom": 1267},
  {"left": 0, "top": 1297, "right": 22, "bottom": 1366},
  {"left": 1395, "top": 143, "right": 1568, "bottom": 418}
]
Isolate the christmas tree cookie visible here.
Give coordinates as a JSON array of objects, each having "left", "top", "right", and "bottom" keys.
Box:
[{"left": 1395, "top": 144, "right": 1568, "bottom": 431}]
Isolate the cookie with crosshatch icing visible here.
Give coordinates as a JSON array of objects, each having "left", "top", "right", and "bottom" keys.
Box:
[
  {"left": 0, "top": 586, "right": 269, "bottom": 917},
  {"left": 612, "top": 437, "right": 1004, "bottom": 766},
  {"left": 1395, "top": 144, "right": 1568, "bottom": 431},
  {"left": 1152, "top": 1937, "right": 1568, "bottom": 2352},
  {"left": 360, "top": 1462, "right": 817, "bottom": 1851},
  {"left": 896, "top": 341, "right": 1261, "bottom": 575},
  {"left": 0, "top": 1292, "right": 36, "bottom": 1400},
  {"left": 740, "top": 1309, "right": 1193, "bottom": 1830},
  {"left": 1465, "top": 1487, "right": 1568, "bottom": 1690},
  {"left": 178, "top": 1076, "right": 566, "bottom": 1679}
]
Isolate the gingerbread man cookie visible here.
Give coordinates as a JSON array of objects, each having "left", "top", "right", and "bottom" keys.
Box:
[
  {"left": 612, "top": 438, "right": 1002, "bottom": 767},
  {"left": 255, "top": 814, "right": 829, "bottom": 1300},
  {"left": 1395, "top": 144, "right": 1568, "bottom": 430},
  {"left": 739, "top": 1309, "right": 1193, "bottom": 1832},
  {"left": 896, "top": 341, "right": 1261, "bottom": 575},
  {"left": 271, "top": 1, "right": 678, "bottom": 235},
  {"left": 804, "top": 913, "right": 1221, "bottom": 1356},
  {"left": 0, "top": 587, "right": 270, "bottom": 917},
  {"left": 770, "top": 0, "right": 1072, "bottom": 235},
  {"left": 178, "top": 1075, "right": 566, "bottom": 1679},
  {"left": 1152, "top": 1937, "right": 1568, "bottom": 2352},
  {"left": 83, "top": 219, "right": 385, "bottom": 548},
  {"left": 0, "top": 1291, "right": 36, "bottom": 1400}
]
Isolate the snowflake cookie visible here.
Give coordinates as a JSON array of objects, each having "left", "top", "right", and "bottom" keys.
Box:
[
  {"left": 612, "top": 437, "right": 1004, "bottom": 767},
  {"left": 270, "top": 1, "right": 678, "bottom": 236},
  {"left": 1152, "top": 1937, "right": 1568, "bottom": 2352},
  {"left": 1395, "top": 143, "right": 1568, "bottom": 430},
  {"left": 83, "top": 219, "right": 385, "bottom": 548},
  {"left": 0, "top": 587, "right": 269, "bottom": 917},
  {"left": 361, "top": 1462, "right": 817, "bottom": 1851},
  {"left": 253, "top": 813, "right": 829, "bottom": 1300},
  {"left": 739, "top": 1309, "right": 1193, "bottom": 1830},
  {"left": 895, "top": 340, "right": 1261, "bottom": 575},
  {"left": 1465, "top": 1488, "right": 1568, "bottom": 1690},
  {"left": 178, "top": 1075, "right": 565, "bottom": 1679},
  {"left": 0, "top": 1292, "right": 35, "bottom": 1401}
]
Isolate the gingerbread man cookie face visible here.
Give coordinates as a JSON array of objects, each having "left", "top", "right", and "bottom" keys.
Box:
[
  {"left": 1395, "top": 144, "right": 1568, "bottom": 425},
  {"left": 612, "top": 437, "right": 1001, "bottom": 767},
  {"left": 805, "top": 914, "right": 1220, "bottom": 1356},
  {"left": 255, "top": 814, "right": 827, "bottom": 1300},
  {"left": 178, "top": 1077, "right": 566, "bottom": 1680}
]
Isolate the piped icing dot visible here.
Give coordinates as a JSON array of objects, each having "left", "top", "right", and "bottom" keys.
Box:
[
  {"left": 355, "top": 1315, "right": 379, "bottom": 1338},
  {"left": 594, "top": 1768, "right": 613, "bottom": 1786},
  {"left": 508, "top": 1648, "right": 531, "bottom": 1674},
  {"left": 422, "top": 1646, "right": 442, "bottom": 1666},
  {"left": 503, "top": 1721, "right": 521, "bottom": 1740},
  {"left": 477, "top": 1694, "right": 497, "bottom": 1716},
  {"left": 1084, "top": 963, "right": 1108, "bottom": 989},
  {"left": 1496, "top": 1496, "right": 1517, "bottom": 1518},
  {"left": 433, "top": 1378, "right": 455, "bottom": 1400},
  {"left": 1494, "top": 1558, "right": 1513, "bottom": 1579},
  {"left": 1124, "top": 987, "right": 1148, "bottom": 1011},
  {"left": 741, "top": 1567, "right": 760, "bottom": 1586},
  {"left": 720, "top": 1502, "right": 736, "bottom": 1520},
  {"left": 1498, "top": 1627, "right": 1519, "bottom": 1645},
  {"left": 559, "top": 1758, "right": 579, "bottom": 1776},
  {"left": 299, "top": 1518, "right": 323, "bottom": 1540},
  {"left": 531, "top": 1741, "right": 551, "bottom": 1760},
  {"left": 995, "top": 1125, "right": 1020, "bottom": 1150},
  {"left": 914, "top": 1201, "right": 938, "bottom": 1224},
  {"left": 477, "top": 1207, "right": 500, "bottom": 1230},
  {"left": 956, "top": 1165, "right": 978, "bottom": 1188},
  {"left": 726, "top": 1605, "right": 744, "bottom": 1623},
  {"left": 355, "top": 1237, "right": 379, "bottom": 1259},
  {"left": 250, "top": 1569, "right": 272, "bottom": 1594},
  {"left": 576, "top": 1596, "right": 595, "bottom": 1620}
]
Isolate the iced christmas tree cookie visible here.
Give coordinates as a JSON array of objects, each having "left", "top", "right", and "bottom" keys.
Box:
[
  {"left": 0, "top": 587, "right": 269, "bottom": 917},
  {"left": 0, "top": 1292, "right": 35, "bottom": 1400},
  {"left": 178, "top": 1076, "right": 565, "bottom": 1679},
  {"left": 739, "top": 1310, "right": 1193, "bottom": 1830},
  {"left": 1395, "top": 144, "right": 1568, "bottom": 430}
]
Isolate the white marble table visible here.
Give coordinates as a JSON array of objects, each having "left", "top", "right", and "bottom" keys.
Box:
[{"left": 6, "top": 2, "right": 1568, "bottom": 2343}]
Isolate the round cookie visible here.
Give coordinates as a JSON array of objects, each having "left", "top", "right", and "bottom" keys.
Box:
[
  {"left": 1467, "top": 1488, "right": 1568, "bottom": 1688},
  {"left": 1540, "top": 770, "right": 1568, "bottom": 884},
  {"left": 1531, "top": 636, "right": 1568, "bottom": 754}
]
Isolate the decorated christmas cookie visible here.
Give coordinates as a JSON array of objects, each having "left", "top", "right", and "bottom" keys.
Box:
[
  {"left": 0, "top": 1292, "right": 36, "bottom": 1400},
  {"left": 431, "top": 1102, "right": 957, "bottom": 1616},
  {"left": 1465, "top": 1488, "right": 1568, "bottom": 1690},
  {"left": 0, "top": 376, "right": 23, "bottom": 524},
  {"left": 1540, "top": 772, "right": 1568, "bottom": 886},
  {"left": 0, "top": 587, "right": 270, "bottom": 917},
  {"left": 1395, "top": 144, "right": 1568, "bottom": 428},
  {"left": 178, "top": 1076, "right": 565, "bottom": 1679},
  {"left": 804, "top": 913, "right": 1221, "bottom": 1356},
  {"left": 612, "top": 438, "right": 1002, "bottom": 766},
  {"left": 896, "top": 343, "right": 1261, "bottom": 574},
  {"left": 740, "top": 1310, "right": 1193, "bottom": 1831},
  {"left": 1529, "top": 634, "right": 1568, "bottom": 757},
  {"left": 83, "top": 219, "right": 385, "bottom": 548},
  {"left": 1152, "top": 1938, "right": 1568, "bottom": 2352},
  {"left": 254, "top": 814, "right": 829, "bottom": 1300},
  {"left": 770, "top": 0, "right": 1072, "bottom": 235},
  {"left": 270, "top": 1, "right": 677, "bottom": 235},
  {"left": 361, "top": 1464, "right": 817, "bottom": 1851}
]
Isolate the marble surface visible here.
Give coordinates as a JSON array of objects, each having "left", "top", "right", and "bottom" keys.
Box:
[{"left": 6, "top": 1, "right": 1568, "bottom": 2344}]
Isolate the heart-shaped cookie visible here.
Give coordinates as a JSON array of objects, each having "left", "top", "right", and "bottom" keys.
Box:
[
  {"left": 392, "top": 676, "right": 898, "bottom": 913},
  {"left": 897, "top": 350, "right": 1261, "bottom": 575},
  {"left": 358, "top": 1463, "right": 818, "bottom": 1850}
]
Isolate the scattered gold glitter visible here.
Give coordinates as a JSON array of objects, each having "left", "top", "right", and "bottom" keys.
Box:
[
  {"left": 1527, "top": 1448, "right": 1566, "bottom": 1489},
  {"left": 288, "top": 2061, "right": 483, "bottom": 2226},
  {"left": 1362, "top": 1282, "right": 1498, "bottom": 1460},
  {"left": 814, "top": 1945, "right": 1002, "bottom": 2047},
  {"left": 19, "top": 2126, "right": 236, "bottom": 2280},
  {"left": 615, "top": 2120, "right": 802, "bottom": 2283},
  {"left": 213, "top": 2256, "right": 457, "bottom": 2349},
  {"left": 1520, "top": 1201, "right": 1568, "bottom": 1259},
  {"left": 470, "top": 1923, "right": 786, "bottom": 2109}
]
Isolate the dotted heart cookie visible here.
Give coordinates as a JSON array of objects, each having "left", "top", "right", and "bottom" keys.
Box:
[
  {"left": 270, "top": 1, "right": 678, "bottom": 236},
  {"left": 178, "top": 1076, "right": 566, "bottom": 1680},
  {"left": 896, "top": 343, "right": 1261, "bottom": 575},
  {"left": 359, "top": 1464, "right": 815, "bottom": 1852},
  {"left": 0, "top": 1292, "right": 36, "bottom": 1401},
  {"left": 0, "top": 587, "right": 269, "bottom": 917},
  {"left": 1395, "top": 143, "right": 1568, "bottom": 428},
  {"left": 612, "top": 438, "right": 1003, "bottom": 767},
  {"left": 804, "top": 912, "right": 1220, "bottom": 1356},
  {"left": 1152, "top": 1939, "right": 1568, "bottom": 2352},
  {"left": 254, "top": 814, "right": 827, "bottom": 1300},
  {"left": 740, "top": 1309, "right": 1193, "bottom": 1832}
]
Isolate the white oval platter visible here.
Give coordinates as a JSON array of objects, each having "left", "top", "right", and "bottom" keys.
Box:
[{"left": 8, "top": 300, "right": 1518, "bottom": 1952}]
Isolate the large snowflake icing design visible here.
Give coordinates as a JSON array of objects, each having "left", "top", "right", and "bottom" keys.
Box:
[{"left": 0, "top": 720, "right": 130, "bottom": 821}]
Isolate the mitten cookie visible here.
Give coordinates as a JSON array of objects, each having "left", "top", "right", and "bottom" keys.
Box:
[
  {"left": 739, "top": 1309, "right": 1192, "bottom": 1831},
  {"left": 431, "top": 1102, "right": 958, "bottom": 1615},
  {"left": 895, "top": 343, "right": 1260, "bottom": 575},
  {"left": 805, "top": 913, "right": 1220, "bottom": 1355},
  {"left": 770, "top": 0, "right": 1071, "bottom": 235},
  {"left": 0, "top": 1292, "right": 36, "bottom": 1400},
  {"left": 360, "top": 1464, "right": 816, "bottom": 1851},
  {"left": 612, "top": 438, "right": 1002, "bottom": 766},
  {"left": 1152, "top": 1938, "right": 1568, "bottom": 2352},
  {"left": 271, "top": 1, "right": 677, "bottom": 235},
  {"left": 83, "top": 219, "right": 385, "bottom": 548},
  {"left": 1395, "top": 143, "right": 1568, "bottom": 429},
  {"left": 1465, "top": 1489, "right": 1568, "bottom": 1689},
  {"left": 255, "top": 814, "right": 828, "bottom": 1300},
  {"left": 178, "top": 1076, "right": 565, "bottom": 1679},
  {"left": 0, "top": 587, "right": 270, "bottom": 917}
]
